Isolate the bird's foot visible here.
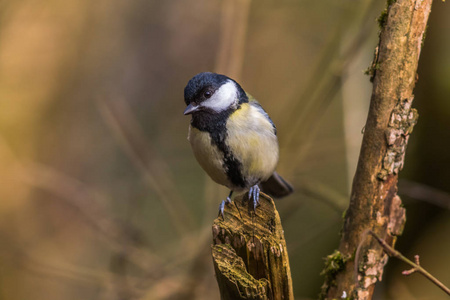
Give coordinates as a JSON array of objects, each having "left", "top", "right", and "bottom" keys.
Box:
[
  {"left": 218, "top": 193, "right": 233, "bottom": 218},
  {"left": 248, "top": 185, "right": 260, "bottom": 211}
]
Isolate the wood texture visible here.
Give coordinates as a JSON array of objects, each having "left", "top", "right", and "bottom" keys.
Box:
[
  {"left": 212, "top": 193, "right": 294, "bottom": 300},
  {"left": 322, "top": 0, "right": 433, "bottom": 299}
]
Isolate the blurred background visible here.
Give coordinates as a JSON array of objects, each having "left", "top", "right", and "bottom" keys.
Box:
[{"left": 0, "top": 0, "right": 449, "bottom": 299}]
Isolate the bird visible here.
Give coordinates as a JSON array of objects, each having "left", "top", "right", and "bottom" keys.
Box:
[{"left": 183, "top": 72, "right": 293, "bottom": 217}]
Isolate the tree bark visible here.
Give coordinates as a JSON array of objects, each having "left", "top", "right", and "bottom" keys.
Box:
[
  {"left": 322, "top": 0, "right": 432, "bottom": 299},
  {"left": 212, "top": 193, "right": 294, "bottom": 300}
]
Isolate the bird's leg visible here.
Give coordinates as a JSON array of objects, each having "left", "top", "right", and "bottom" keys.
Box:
[
  {"left": 219, "top": 191, "right": 234, "bottom": 218},
  {"left": 248, "top": 185, "right": 260, "bottom": 211},
  {"left": 226, "top": 190, "right": 233, "bottom": 204}
]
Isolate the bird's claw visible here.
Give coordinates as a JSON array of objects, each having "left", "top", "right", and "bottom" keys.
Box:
[
  {"left": 219, "top": 200, "right": 226, "bottom": 218},
  {"left": 248, "top": 185, "right": 260, "bottom": 211},
  {"left": 218, "top": 196, "right": 233, "bottom": 219}
]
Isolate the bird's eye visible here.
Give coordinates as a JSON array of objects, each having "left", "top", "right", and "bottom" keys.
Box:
[{"left": 204, "top": 91, "right": 212, "bottom": 98}]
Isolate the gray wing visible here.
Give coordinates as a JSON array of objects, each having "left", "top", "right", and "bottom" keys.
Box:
[{"left": 248, "top": 98, "right": 277, "bottom": 135}]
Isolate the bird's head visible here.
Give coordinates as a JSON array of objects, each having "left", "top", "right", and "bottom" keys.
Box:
[{"left": 183, "top": 72, "right": 248, "bottom": 115}]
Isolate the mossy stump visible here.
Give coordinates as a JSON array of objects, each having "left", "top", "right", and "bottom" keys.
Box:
[{"left": 212, "top": 192, "right": 294, "bottom": 300}]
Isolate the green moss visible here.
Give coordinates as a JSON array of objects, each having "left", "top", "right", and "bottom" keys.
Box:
[
  {"left": 364, "top": 62, "right": 380, "bottom": 83},
  {"left": 321, "top": 250, "right": 347, "bottom": 278},
  {"left": 378, "top": 0, "right": 397, "bottom": 29},
  {"left": 364, "top": 63, "right": 380, "bottom": 76},
  {"left": 387, "top": 0, "right": 397, "bottom": 6},
  {"left": 319, "top": 250, "right": 349, "bottom": 300},
  {"left": 377, "top": 9, "right": 388, "bottom": 29}
]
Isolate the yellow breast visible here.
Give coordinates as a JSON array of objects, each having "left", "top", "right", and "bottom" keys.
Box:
[{"left": 226, "top": 103, "right": 279, "bottom": 185}]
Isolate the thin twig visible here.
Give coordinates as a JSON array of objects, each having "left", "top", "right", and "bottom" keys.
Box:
[
  {"left": 369, "top": 230, "right": 450, "bottom": 296},
  {"left": 402, "top": 255, "right": 420, "bottom": 276}
]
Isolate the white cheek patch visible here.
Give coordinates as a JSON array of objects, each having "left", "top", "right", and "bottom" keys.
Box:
[{"left": 201, "top": 80, "right": 238, "bottom": 112}]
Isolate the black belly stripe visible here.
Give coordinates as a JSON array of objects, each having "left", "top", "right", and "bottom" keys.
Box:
[
  {"left": 191, "top": 108, "right": 247, "bottom": 189},
  {"left": 210, "top": 130, "right": 247, "bottom": 188}
]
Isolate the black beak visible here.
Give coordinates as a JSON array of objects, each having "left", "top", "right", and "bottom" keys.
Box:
[{"left": 183, "top": 103, "right": 200, "bottom": 115}]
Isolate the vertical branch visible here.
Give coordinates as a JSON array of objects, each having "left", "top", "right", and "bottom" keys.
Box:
[{"left": 322, "top": 0, "right": 432, "bottom": 299}]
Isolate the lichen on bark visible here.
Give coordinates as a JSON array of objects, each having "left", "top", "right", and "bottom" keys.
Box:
[{"left": 322, "top": 0, "right": 433, "bottom": 298}]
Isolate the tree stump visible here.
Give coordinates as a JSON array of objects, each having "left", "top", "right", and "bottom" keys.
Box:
[{"left": 211, "top": 192, "right": 294, "bottom": 300}]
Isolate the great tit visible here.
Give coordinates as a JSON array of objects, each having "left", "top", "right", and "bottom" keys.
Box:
[{"left": 183, "top": 72, "right": 293, "bottom": 216}]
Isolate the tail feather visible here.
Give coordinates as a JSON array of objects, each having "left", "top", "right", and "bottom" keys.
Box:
[{"left": 260, "top": 171, "right": 293, "bottom": 198}]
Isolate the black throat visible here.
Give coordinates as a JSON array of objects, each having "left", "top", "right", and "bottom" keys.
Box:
[{"left": 190, "top": 108, "right": 247, "bottom": 189}]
